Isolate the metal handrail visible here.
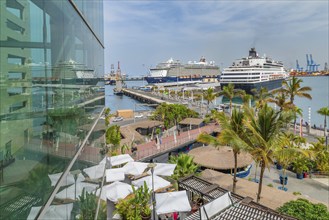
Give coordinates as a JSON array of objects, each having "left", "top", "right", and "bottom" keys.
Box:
[{"left": 36, "top": 107, "right": 105, "bottom": 219}]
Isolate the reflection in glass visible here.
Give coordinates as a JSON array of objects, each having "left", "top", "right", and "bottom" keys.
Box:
[{"left": 0, "top": 0, "right": 104, "bottom": 219}]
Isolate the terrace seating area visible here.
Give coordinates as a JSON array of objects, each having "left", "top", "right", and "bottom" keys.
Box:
[{"left": 178, "top": 175, "right": 296, "bottom": 220}]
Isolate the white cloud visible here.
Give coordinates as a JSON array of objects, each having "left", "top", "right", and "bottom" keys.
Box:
[{"left": 104, "top": 0, "right": 328, "bottom": 75}]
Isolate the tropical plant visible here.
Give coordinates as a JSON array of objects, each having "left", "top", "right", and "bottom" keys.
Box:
[
  {"left": 104, "top": 107, "right": 114, "bottom": 126},
  {"left": 268, "top": 90, "right": 293, "bottom": 112},
  {"left": 197, "top": 108, "right": 247, "bottom": 193},
  {"left": 251, "top": 87, "right": 272, "bottom": 109},
  {"left": 151, "top": 103, "right": 198, "bottom": 128},
  {"left": 203, "top": 88, "right": 218, "bottom": 114},
  {"left": 274, "top": 133, "right": 307, "bottom": 189},
  {"left": 101, "top": 125, "right": 121, "bottom": 155},
  {"left": 242, "top": 104, "right": 292, "bottom": 202},
  {"left": 23, "top": 165, "right": 51, "bottom": 203},
  {"left": 115, "top": 183, "right": 151, "bottom": 220},
  {"left": 280, "top": 76, "right": 312, "bottom": 106},
  {"left": 317, "top": 107, "right": 329, "bottom": 137},
  {"left": 169, "top": 154, "right": 199, "bottom": 180},
  {"left": 218, "top": 83, "right": 244, "bottom": 115},
  {"left": 240, "top": 90, "right": 253, "bottom": 107},
  {"left": 277, "top": 198, "right": 329, "bottom": 220},
  {"left": 310, "top": 138, "right": 329, "bottom": 172},
  {"left": 78, "top": 188, "right": 106, "bottom": 220}
]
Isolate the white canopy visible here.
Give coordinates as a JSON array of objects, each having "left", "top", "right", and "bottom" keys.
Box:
[
  {"left": 83, "top": 163, "right": 105, "bottom": 179},
  {"left": 105, "top": 181, "right": 133, "bottom": 203},
  {"left": 147, "top": 163, "right": 177, "bottom": 177},
  {"left": 132, "top": 175, "right": 171, "bottom": 191},
  {"left": 27, "top": 203, "right": 73, "bottom": 220},
  {"left": 56, "top": 182, "right": 98, "bottom": 200},
  {"left": 99, "top": 154, "right": 134, "bottom": 167},
  {"left": 48, "top": 172, "right": 84, "bottom": 187},
  {"left": 123, "top": 162, "right": 149, "bottom": 176},
  {"left": 106, "top": 168, "right": 125, "bottom": 182},
  {"left": 200, "top": 192, "right": 232, "bottom": 219},
  {"left": 155, "top": 191, "right": 191, "bottom": 215}
]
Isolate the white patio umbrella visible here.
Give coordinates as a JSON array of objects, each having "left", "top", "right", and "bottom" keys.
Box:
[
  {"left": 132, "top": 175, "right": 171, "bottom": 191},
  {"left": 123, "top": 161, "right": 149, "bottom": 176},
  {"left": 106, "top": 181, "right": 133, "bottom": 203},
  {"left": 106, "top": 167, "right": 125, "bottom": 182},
  {"left": 99, "top": 154, "right": 134, "bottom": 167},
  {"left": 155, "top": 191, "right": 191, "bottom": 215},
  {"left": 83, "top": 163, "right": 105, "bottom": 179},
  {"left": 27, "top": 203, "right": 73, "bottom": 219},
  {"left": 56, "top": 182, "right": 98, "bottom": 200},
  {"left": 147, "top": 163, "right": 177, "bottom": 176},
  {"left": 48, "top": 172, "right": 84, "bottom": 187}
]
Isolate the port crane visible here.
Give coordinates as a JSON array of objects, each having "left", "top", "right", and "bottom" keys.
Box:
[
  {"left": 305, "top": 54, "right": 320, "bottom": 73},
  {"left": 296, "top": 60, "right": 303, "bottom": 72}
]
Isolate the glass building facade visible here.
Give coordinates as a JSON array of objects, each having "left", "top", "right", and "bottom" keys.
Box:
[{"left": 0, "top": 0, "right": 105, "bottom": 219}]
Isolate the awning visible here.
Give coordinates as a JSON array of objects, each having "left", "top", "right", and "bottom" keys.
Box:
[
  {"left": 27, "top": 203, "right": 73, "bottom": 220},
  {"left": 147, "top": 163, "right": 176, "bottom": 177},
  {"left": 123, "top": 162, "right": 149, "bottom": 176},
  {"left": 132, "top": 175, "right": 171, "bottom": 192},
  {"left": 83, "top": 163, "right": 105, "bottom": 179},
  {"left": 106, "top": 168, "right": 125, "bottom": 182},
  {"left": 105, "top": 181, "right": 133, "bottom": 203},
  {"left": 48, "top": 172, "right": 84, "bottom": 187},
  {"left": 155, "top": 191, "right": 191, "bottom": 215},
  {"left": 99, "top": 154, "right": 134, "bottom": 167},
  {"left": 56, "top": 182, "right": 98, "bottom": 200}
]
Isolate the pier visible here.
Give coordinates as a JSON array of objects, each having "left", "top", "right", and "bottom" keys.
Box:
[{"left": 122, "top": 88, "right": 177, "bottom": 105}]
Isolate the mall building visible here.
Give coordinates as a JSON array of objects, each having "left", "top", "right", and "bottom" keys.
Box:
[{"left": 0, "top": 0, "right": 105, "bottom": 218}]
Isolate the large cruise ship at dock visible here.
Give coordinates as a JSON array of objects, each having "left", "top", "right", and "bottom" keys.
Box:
[
  {"left": 220, "top": 48, "right": 289, "bottom": 93},
  {"left": 145, "top": 57, "right": 220, "bottom": 84}
]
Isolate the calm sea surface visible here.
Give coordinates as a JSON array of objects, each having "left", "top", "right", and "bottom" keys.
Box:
[{"left": 105, "top": 76, "right": 329, "bottom": 127}]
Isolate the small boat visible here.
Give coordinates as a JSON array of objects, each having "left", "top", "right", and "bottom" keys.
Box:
[{"left": 113, "top": 88, "right": 123, "bottom": 96}]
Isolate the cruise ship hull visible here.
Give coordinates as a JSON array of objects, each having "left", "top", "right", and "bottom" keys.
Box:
[
  {"left": 145, "top": 76, "right": 208, "bottom": 84},
  {"left": 220, "top": 78, "right": 285, "bottom": 93}
]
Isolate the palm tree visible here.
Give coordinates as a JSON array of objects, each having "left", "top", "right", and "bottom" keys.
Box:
[
  {"left": 218, "top": 83, "right": 244, "bottom": 115},
  {"left": 240, "top": 90, "right": 253, "bottom": 107},
  {"left": 203, "top": 88, "right": 218, "bottom": 114},
  {"left": 317, "top": 107, "right": 329, "bottom": 137},
  {"left": 251, "top": 87, "right": 272, "bottom": 109},
  {"left": 274, "top": 133, "right": 306, "bottom": 190},
  {"left": 169, "top": 154, "right": 199, "bottom": 180},
  {"left": 280, "top": 76, "right": 312, "bottom": 105},
  {"left": 268, "top": 90, "right": 293, "bottom": 112},
  {"left": 105, "top": 125, "right": 121, "bottom": 155},
  {"left": 197, "top": 108, "right": 246, "bottom": 193},
  {"left": 243, "top": 104, "right": 292, "bottom": 202},
  {"left": 311, "top": 138, "right": 329, "bottom": 172}
]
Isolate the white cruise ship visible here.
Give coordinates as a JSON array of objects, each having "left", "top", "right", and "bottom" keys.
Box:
[
  {"left": 145, "top": 57, "right": 220, "bottom": 84},
  {"left": 220, "top": 48, "right": 289, "bottom": 93}
]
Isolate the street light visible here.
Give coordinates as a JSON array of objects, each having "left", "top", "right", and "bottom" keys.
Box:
[
  {"left": 147, "top": 163, "right": 157, "bottom": 220},
  {"left": 70, "top": 169, "right": 81, "bottom": 200}
]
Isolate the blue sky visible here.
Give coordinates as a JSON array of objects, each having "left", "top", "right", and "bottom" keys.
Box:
[{"left": 103, "top": 0, "right": 328, "bottom": 77}]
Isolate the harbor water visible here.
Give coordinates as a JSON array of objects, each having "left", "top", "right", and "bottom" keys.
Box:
[{"left": 105, "top": 76, "right": 329, "bottom": 127}]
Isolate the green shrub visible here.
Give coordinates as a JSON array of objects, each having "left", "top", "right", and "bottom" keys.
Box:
[
  {"left": 267, "top": 183, "right": 273, "bottom": 187},
  {"left": 293, "top": 191, "right": 301, "bottom": 196},
  {"left": 277, "top": 198, "right": 329, "bottom": 220}
]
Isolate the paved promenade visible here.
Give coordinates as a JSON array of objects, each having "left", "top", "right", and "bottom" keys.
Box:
[{"left": 133, "top": 123, "right": 218, "bottom": 161}]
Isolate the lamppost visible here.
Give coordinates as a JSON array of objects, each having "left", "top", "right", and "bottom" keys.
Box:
[
  {"left": 147, "top": 163, "right": 157, "bottom": 220},
  {"left": 70, "top": 170, "right": 81, "bottom": 200}
]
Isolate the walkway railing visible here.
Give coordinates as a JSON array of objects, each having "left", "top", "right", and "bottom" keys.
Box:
[{"left": 133, "top": 124, "right": 217, "bottom": 161}]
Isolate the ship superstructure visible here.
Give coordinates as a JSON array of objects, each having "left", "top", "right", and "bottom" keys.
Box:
[
  {"left": 145, "top": 57, "right": 220, "bottom": 84},
  {"left": 220, "top": 48, "right": 289, "bottom": 93}
]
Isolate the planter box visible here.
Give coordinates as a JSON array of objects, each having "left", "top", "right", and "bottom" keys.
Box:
[
  {"left": 296, "top": 173, "right": 304, "bottom": 179},
  {"left": 276, "top": 164, "right": 282, "bottom": 170}
]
